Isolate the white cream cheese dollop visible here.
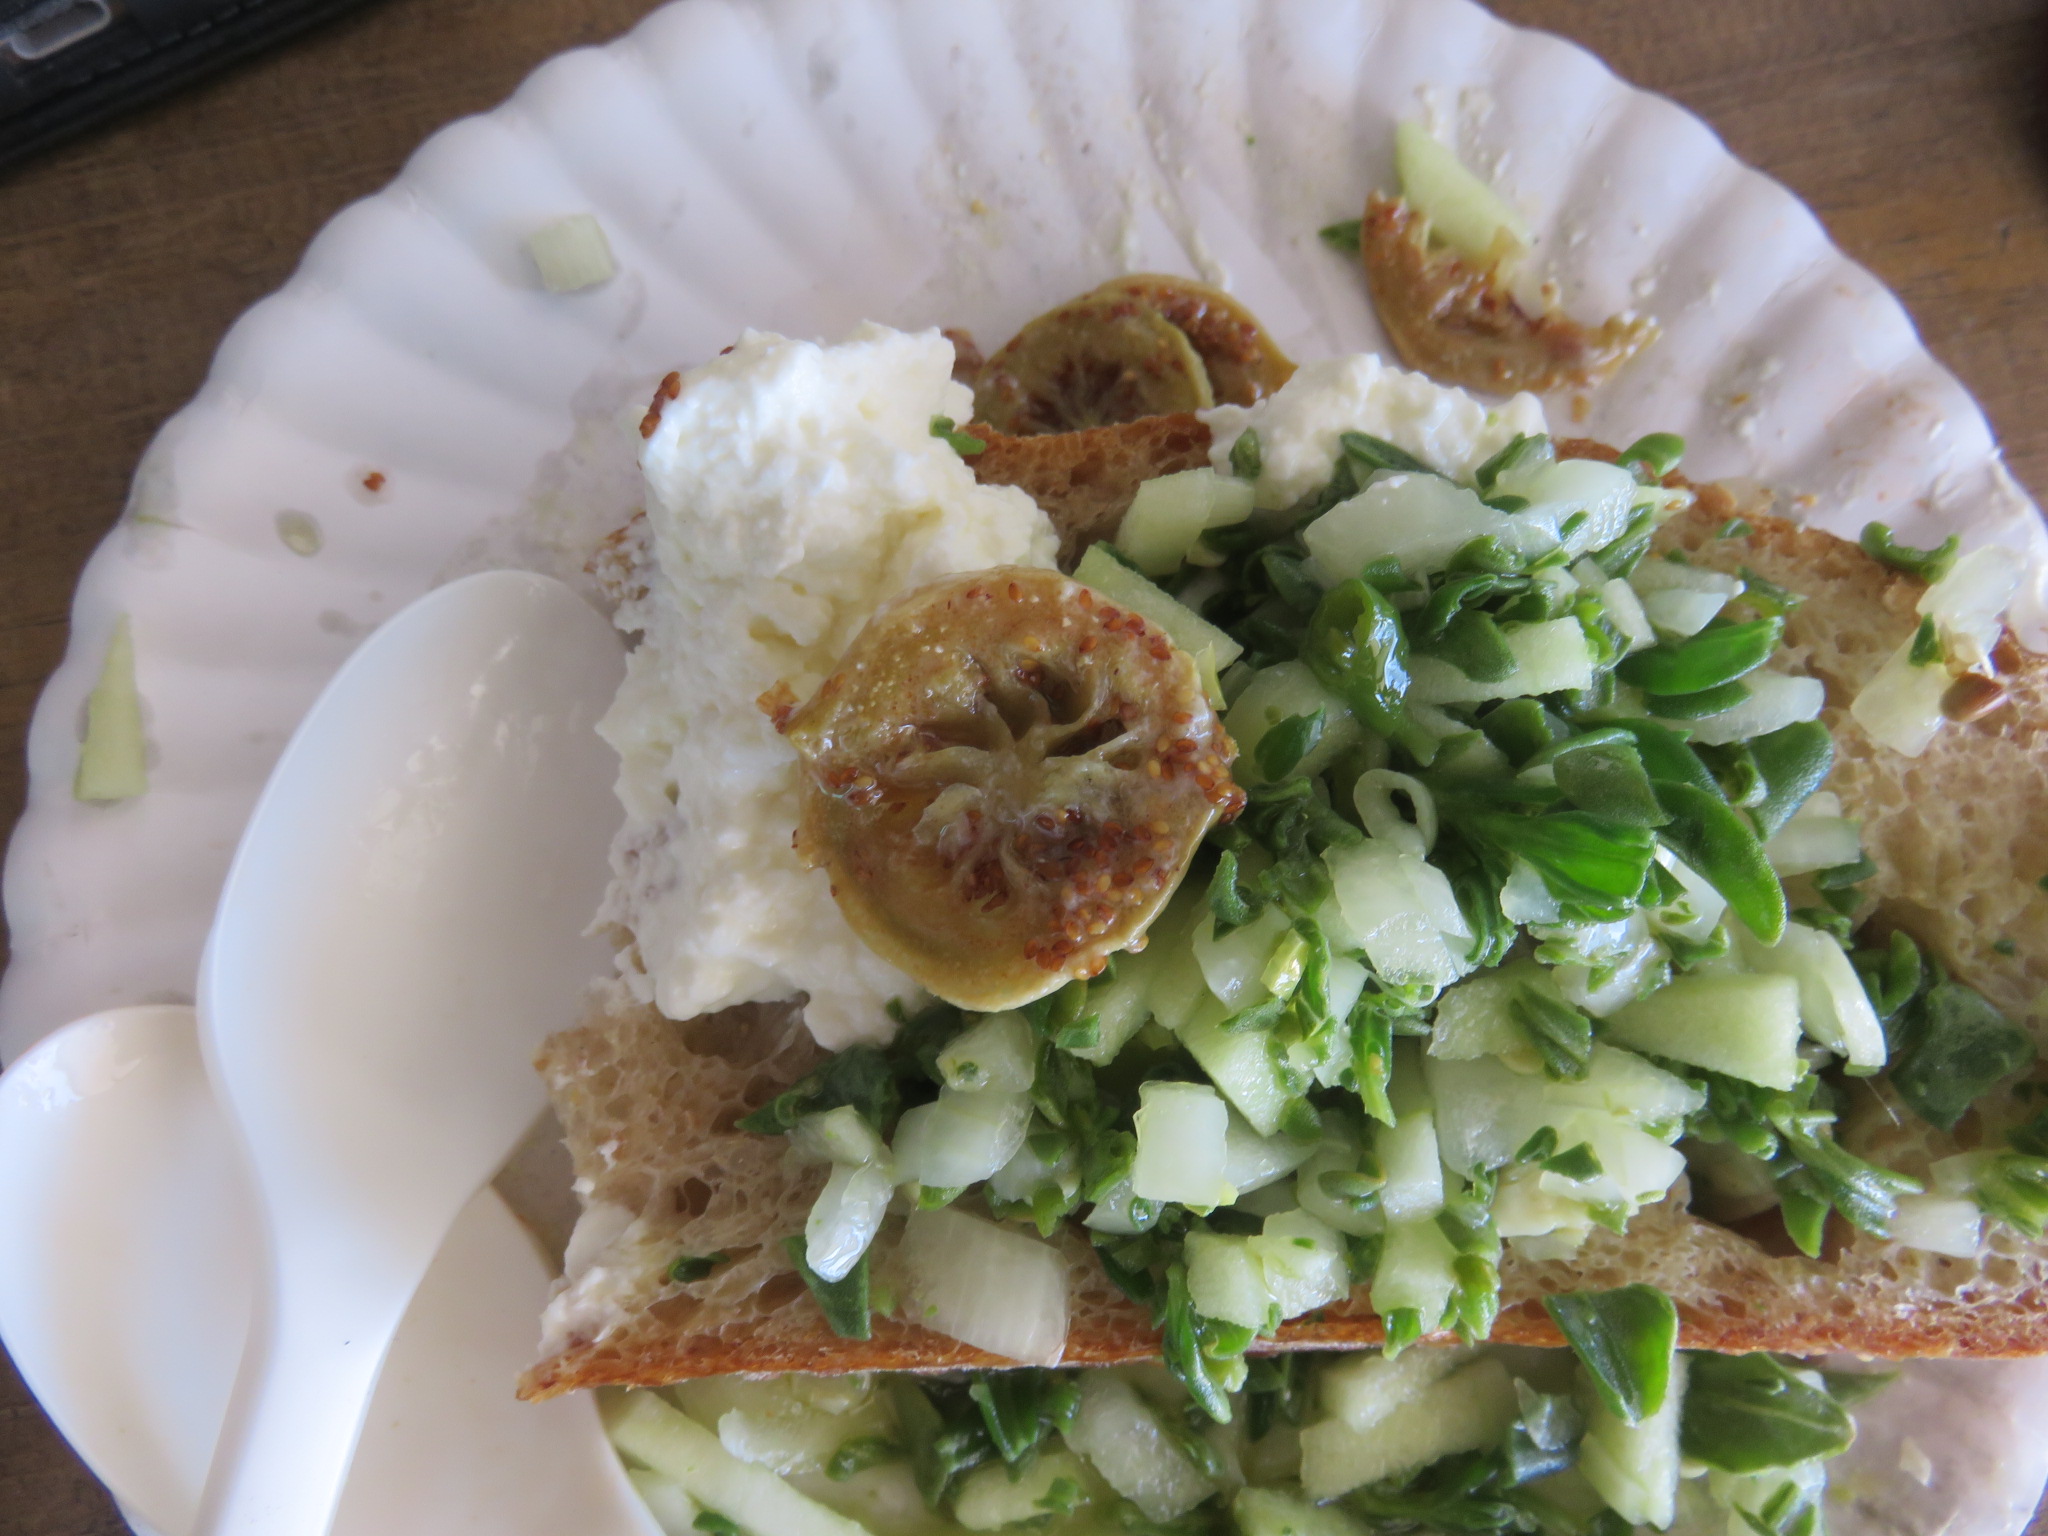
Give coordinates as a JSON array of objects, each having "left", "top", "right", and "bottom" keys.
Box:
[
  {"left": 598, "top": 324, "right": 1057, "bottom": 1047},
  {"left": 1202, "top": 351, "right": 1547, "bottom": 507}
]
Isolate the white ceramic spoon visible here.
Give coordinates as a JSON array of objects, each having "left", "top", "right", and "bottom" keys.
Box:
[
  {"left": 193, "top": 571, "right": 625, "bottom": 1536},
  {"left": 0, "top": 1003, "right": 656, "bottom": 1536}
]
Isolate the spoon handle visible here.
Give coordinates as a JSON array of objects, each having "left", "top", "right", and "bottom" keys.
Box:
[{"left": 194, "top": 1240, "right": 416, "bottom": 1536}]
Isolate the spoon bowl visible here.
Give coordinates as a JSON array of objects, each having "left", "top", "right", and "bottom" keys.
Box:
[{"left": 194, "top": 570, "right": 624, "bottom": 1536}]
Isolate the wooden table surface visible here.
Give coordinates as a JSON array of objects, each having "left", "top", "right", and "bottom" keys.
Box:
[{"left": 5, "top": 0, "right": 2048, "bottom": 1529}]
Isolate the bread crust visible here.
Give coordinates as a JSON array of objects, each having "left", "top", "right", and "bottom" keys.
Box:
[{"left": 525, "top": 429, "right": 2048, "bottom": 1401}]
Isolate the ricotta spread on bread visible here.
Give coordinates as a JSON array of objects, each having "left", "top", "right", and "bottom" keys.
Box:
[
  {"left": 596, "top": 325, "right": 1057, "bottom": 1048},
  {"left": 1200, "top": 350, "right": 1547, "bottom": 509}
]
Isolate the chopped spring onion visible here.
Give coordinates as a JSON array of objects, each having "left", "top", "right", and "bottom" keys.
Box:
[
  {"left": 899, "top": 1207, "right": 1069, "bottom": 1365},
  {"left": 804, "top": 1160, "right": 893, "bottom": 1282}
]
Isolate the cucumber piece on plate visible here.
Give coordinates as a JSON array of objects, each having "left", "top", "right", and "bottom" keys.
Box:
[
  {"left": 74, "top": 615, "right": 148, "bottom": 802},
  {"left": 935, "top": 1010, "right": 1038, "bottom": 1093},
  {"left": 1303, "top": 473, "right": 1552, "bottom": 585},
  {"left": 1194, "top": 905, "right": 1294, "bottom": 1008},
  {"left": 1604, "top": 973, "right": 1804, "bottom": 1090},
  {"left": 1394, "top": 121, "right": 1532, "bottom": 263}
]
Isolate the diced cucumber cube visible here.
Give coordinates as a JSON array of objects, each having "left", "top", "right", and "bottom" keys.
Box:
[
  {"left": 1734, "top": 922, "right": 1887, "bottom": 1072},
  {"left": 1223, "top": 1110, "right": 1322, "bottom": 1194},
  {"left": 1505, "top": 458, "right": 1640, "bottom": 558},
  {"left": 1225, "top": 660, "right": 1366, "bottom": 783},
  {"left": 1195, "top": 905, "right": 1295, "bottom": 1008},
  {"left": 953, "top": 1448, "right": 1093, "bottom": 1530},
  {"left": 1118, "top": 468, "right": 1255, "bottom": 576},
  {"left": 1179, "top": 999, "right": 1295, "bottom": 1137},
  {"left": 1665, "top": 671, "right": 1825, "bottom": 747},
  {"left": 1492, "top": 1163, "right": 1592, "bottom": 1241},
  {"left": 1375, "top": 1109, "right": 1446, "bottom": 1220},
  {"left": 936, "top": 1010, "right": 1038, "bottom": 1093},
  {"left": 1299, "top": 1356, "right": 1519, "bottom": 1501},
  {"left": 1639, "top": 586, "right": 1732, "bottom": 639},
  {"left": 1579, "top": 1353, "right": 1688, "bottom": 1529},
  {"left": 1427, "top": 960, "right": 1554, "bottom": 1072},
  {"left": 1410, "top": 617, "right": 1595, "bottom": 704},
  {"left": 1604, "top": 973, "right": 1804, "bottom": 1089},
  {"left": 1068, "top": 952, "right": 1156, "bottom": 1066},
  {"left": 1249, "top": 1210, "right": 1351, "bottom": 1320},
  {"left": 602, "top": 1391, "right": 871, "bottom": 1536},
  {"left": 1066, "top": 1371, "right": 1215, "bottom": 1524},
  {"left": 1304, "top": 473, "right": 1554, "bottom": 586},
  {"left": 1075, "top": 544, "right": 1244, "bottom": 671},
  {"left": 1368, "top": 1216, "right": 1458, "bottom": 1330},
  {"left": 1186, "top": 1230, "right": 1276, "bottom": 1329},
  {"left": 1234, "top": 1486, "right": 1371, "bottom": 1536},
  {"left": 790, "top": 1104, "right": 889, "bottom": 1167},
  {"left": 1132, "top": 1080, "right": 1235, "bottom": 1205},
  {"left": 891, "top": 1087, "right": 1033, "bottom": 1187},
  {"left": 1395, "top": 121, "right": 1532, "bottom": 262},
  {"left": 1296, "top": 1130, "right": 1386, "bottom": 1239},
  {"left": 1887, "top": 1192, "right": 1983, "bottom": 1258},
  {"left": 1317, "top": 1344, "right": 1473, "bottom": 1432},
  {"left": 1325, "top": 841, "right": 1474, "bottom": 991},
  {"left": 1761, "top": 815, "right": 1863, "bottom": 877},
  {"left": 1534, "top": 1110, "right": 1686, "bottom": 1211}
]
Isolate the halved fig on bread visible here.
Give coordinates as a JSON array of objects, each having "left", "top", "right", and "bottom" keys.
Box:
[
  {"left": 973, "top": 275, "right": 1295, "bottom": 435},
  {"left": 1086, "top": 273, "right": 1297, "bottom": 408},
  {"left": 777, "top": 567, "right": 1242, "bottom": 1010}
]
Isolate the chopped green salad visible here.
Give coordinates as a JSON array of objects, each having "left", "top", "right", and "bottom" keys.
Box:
[
  {"left": 604, "top": 1324, "right": 1885, "bottom": 1536},
  {"left": 743, "top": 426, "right": 2046, "bottom": 1410}
]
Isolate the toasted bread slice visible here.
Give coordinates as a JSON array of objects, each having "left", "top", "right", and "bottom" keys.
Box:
[{"left": 520, "top": 424, "right": 2048, "bottom": 1401}]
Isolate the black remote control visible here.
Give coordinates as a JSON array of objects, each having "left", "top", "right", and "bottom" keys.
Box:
[{"left": 0, "top": 0, "right": 389, "bottom": 176}]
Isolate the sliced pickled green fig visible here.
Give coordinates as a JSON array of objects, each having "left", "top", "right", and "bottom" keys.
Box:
[
  {"left": 776, "top": 567, "right": 1242, "bottom": 1010},
  {"left": 1087, "top": 273, "right": 1296, "bottom": 407},
  {"left": 1359, "top": 192, "right": 1655, "bottom": 394},
  {"left": 973, "top": 296, "right": 1214, "bottom": 435}
]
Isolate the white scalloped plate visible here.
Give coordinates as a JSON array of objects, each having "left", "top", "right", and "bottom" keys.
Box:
[{"left": 5, "top": 0, "right": 2048, "bottom": 1529}]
